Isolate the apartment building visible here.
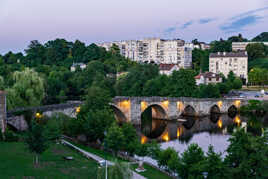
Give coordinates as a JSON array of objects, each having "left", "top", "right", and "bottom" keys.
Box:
[
  {"left": 209, "top": 51, "right": 248, "bottom": 82},
  {"left": 232, "top": 42, "right": 268, "bottom": 51},
  {"left": 98, "top": 38, "right": 192, "bottom": 69}
]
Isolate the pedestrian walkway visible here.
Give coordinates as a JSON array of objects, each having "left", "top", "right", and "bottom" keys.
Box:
[{"left": 61, "top": 139, "right": 146, "bottom": 179}]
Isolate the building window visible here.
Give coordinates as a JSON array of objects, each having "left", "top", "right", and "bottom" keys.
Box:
[{"left": 209, "top": 78, "right": 212, "bottom": 81}]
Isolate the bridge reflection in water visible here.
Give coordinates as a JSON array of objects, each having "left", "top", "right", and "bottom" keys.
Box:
[{"left": 139, "top": 107, "right": 267, "bottom": 152}]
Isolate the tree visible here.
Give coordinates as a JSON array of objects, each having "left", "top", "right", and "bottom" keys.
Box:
[
  {"left": 0, "top": 76, "right": 4, "bottom": 90},
  {"left": 157, "top": 147, "right": 178, "bottom": 170},
  {"left": 252, "top": 32, "right": 268, "bottom": 42},
  {"left": 177, "top": 143, "right": 206, "bottom": 179},
  {"left": 224, "top": 129, "right": 268, "bottom": 178},
  {"left": 210, "top": 39, "right": 232, "bottom": 53},
  {"left": 228, "top": 34, "right": 248, "bottom": 42},
  {"left": 121, "top": 123, "right": 139, "bottom": 154},
  {"left": 24, "top": 121, "right": 50, "bottom": 165},
  {"left": 246, "top": 43, "right": 266, "bottom": 61},
  {"left": 104, "top": 123, "right": 125, "bottom": 156},
  {"left": 6, "top": 68, "right": 45, "bottom": 110},
  {"left": 192, "top": 49, "right": 209, "bottom": 72},
  {"left": 115, "top": 64, "right": 159, "bottom": 96},
  {"left": 169, "top": 69, "right": 198, "bottom": 97},
  {"left": 204, "top": 145, "right": 228, "bottom": 179},
  {"left": 217, "top": 83, "right": 230, "bottom": 95},
  {"left": 97, "top": 160, "right": 132, "bottom": 179},
  {"left": 199, "top": 84, "right": 220, "bottom": 98},
  {"left": 142, "top": 75, "right": 171, "bottom": 96},
  {"left": 78, "top": 86, "right": 115, "bottom": 142},
  {"left": 232, "top": 78, "right": 243, "bottom": 89}
]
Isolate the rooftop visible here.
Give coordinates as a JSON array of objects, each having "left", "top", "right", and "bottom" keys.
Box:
[
  {"left": 195, "top": 72, "right": 221, "bottom": 79},
  {"left": 210, "top": 51, "right": 248, "bottom": 58},
  {"left": 159, "top": 64, "right": 176, "bottom": 71}
]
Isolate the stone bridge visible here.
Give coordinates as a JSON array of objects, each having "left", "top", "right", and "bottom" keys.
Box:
[
  {"left": 110, "top": 96, "right": 248, "bottom": 126},
  {"left": 5, "top": 100, "right": 82, "bottom": 131},
  {"left": 0, "top": 91, "right": 248, "bottom": 131}
]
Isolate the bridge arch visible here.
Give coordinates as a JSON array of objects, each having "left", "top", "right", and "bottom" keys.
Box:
[
  {"left": 210, "top": 105, "right": 221, "bottom": 114},
  {"left": 143, "top": 104, "right": 168, "bottom": 119},
  {"left": 110, "top": 105, "right": 128, "bottom": 123},
  {"left": 228, "top": 105, "right": 238, "bottom": 118},
  {"left": 182, "top": 105, "right": 196, "bottom": 116},
  {"left": 141, "top": 104, "right": 168, "bottom": 139}
]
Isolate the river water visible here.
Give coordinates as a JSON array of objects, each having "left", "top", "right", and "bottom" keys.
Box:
[{"left": 138, "top": 113, "right": 268, "bottom": 165}]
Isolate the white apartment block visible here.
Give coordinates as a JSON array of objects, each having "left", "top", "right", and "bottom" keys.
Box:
[
  {"left": 98, "top": 38, "right": 192, "bottom": 69},
  {"left": 209, "top": 51, "right": 248, "bottom": 82},
  {"left": 232, "top": 42, "right": 268, "bottom": 51}
]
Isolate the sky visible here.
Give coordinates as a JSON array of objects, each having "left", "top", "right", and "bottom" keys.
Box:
[{"left": 0, "top": 0, "right": 268, "bottom": 54}]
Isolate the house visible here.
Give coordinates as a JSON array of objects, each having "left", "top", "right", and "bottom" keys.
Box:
[
  {"left": 195, "top": 72, "right": 222, "bottom": 85},
  {"left": 159, "top": 64, "right": 180, "bottom": 76},
  {"left": 209, "top": 51, "right": 248, "bottom": 83},
  {"left": 70, "top": 63, "right": 87, "bottom": 72}
]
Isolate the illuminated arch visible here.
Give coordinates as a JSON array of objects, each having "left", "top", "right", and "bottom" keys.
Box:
[
  {"left": 143, "top": 104, "right": 168, "bottom": 120},
  {"left": 141, "top": 104, "right": 168, "bottom": 138},
  {"left": 110, "top": 105, "right": 128, "bottom": 123}
]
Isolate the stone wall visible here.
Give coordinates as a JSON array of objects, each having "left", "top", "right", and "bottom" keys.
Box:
[{"left": 0, "top": 91, "right": 6, "bottom": 133}]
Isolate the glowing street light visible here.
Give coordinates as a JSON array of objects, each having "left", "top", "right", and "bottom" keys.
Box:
[
  {"left": 35, "top": 112, "right": 42, "bottom": 119},
  {"left": 76, "top": 107, "right": 81, "bottom": 113}
]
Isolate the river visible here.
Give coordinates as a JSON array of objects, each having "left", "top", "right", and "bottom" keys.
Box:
[{"left": 138, "top": 112, "right": 268, "bottom": 165}]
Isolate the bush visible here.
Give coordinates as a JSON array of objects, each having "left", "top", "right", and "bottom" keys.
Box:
[{"left": 1, "top": 129, "right": 19, "bottom": 142}]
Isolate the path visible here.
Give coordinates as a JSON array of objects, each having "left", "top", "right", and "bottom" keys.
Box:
[{"left": 61, "top": 139, "right": 146, "bottom": 179}]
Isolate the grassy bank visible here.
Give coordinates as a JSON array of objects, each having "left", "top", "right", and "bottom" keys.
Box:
[
  {"left": 67, "top": 139, "right": 172, "bottom": 179},
  {"left": 0, "top": 142, "right": 98, "bottom": 178}
]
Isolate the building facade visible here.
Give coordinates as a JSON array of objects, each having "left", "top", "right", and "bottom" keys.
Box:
[
  {"left": 98, "top": 38, "right": 192, "bottom": 69},
  {"left": 159, "top": 64, "right": 180, "bottom": 76},
  {"left": 209, "top": 51, "right": 248, "bottom": 82},
  {"left": 195, "top": 72, "right": 222, "bottom": 85},
  {"left": 232, "top": 42, "right": 268, "bottom": 51}
]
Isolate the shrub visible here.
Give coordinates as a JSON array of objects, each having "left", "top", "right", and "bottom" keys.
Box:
[{"left": 1, "top": 129, "right": 19, "bottom": 142}]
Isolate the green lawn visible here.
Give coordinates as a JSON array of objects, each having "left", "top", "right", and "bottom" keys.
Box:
[
  {"left": 131, "top": 163, "right": 172, "bottom": 179},
  {"left": 0, "top": 142, "right": 98, "bottom": 178},
  {"left": 67, "top": 140, "right": 172, "bottom": 179}
]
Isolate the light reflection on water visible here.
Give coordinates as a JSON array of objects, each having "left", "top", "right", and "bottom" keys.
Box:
[{"left": 140, "top": 113, "right": 267, "bottom": 155}]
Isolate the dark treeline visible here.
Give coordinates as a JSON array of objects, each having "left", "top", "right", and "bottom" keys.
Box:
[{"left": 0, "top": 32, "right": 267, "bottom": 109}]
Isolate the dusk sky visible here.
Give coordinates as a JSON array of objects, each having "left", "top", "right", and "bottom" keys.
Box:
[{"left": 0, "top": 0, "right": 268, "bottom": 54}]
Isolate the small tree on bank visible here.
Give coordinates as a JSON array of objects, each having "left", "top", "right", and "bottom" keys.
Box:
[{"left": 24, "top": 121, "right": 49, "bottom": 165}]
